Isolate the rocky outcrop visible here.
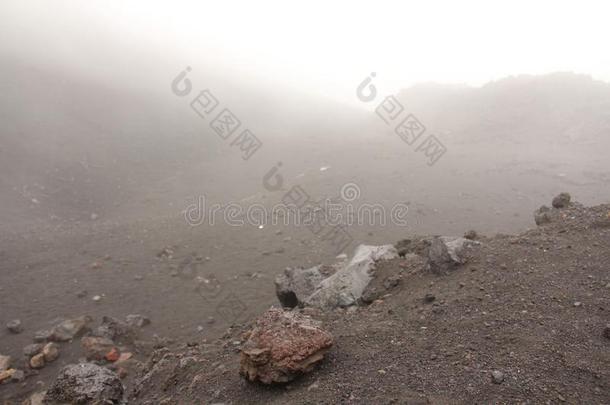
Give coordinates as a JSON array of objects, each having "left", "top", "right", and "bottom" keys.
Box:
[
  {"left": 306, "top": 244, "right": 397, "bottom": 308},
  {"left": 44, "top": 363, "right": 124, "bottom": 404},
  {"left": 275, "top": 245, "right": 396, "bottom": 309},
  {"left": 240, "top": 308, "right": 333, "bottom": 384},
  {"left": 275, "top": 266, "right": 327, "bottom": 308}
]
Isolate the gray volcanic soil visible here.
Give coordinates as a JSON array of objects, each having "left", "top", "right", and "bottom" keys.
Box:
[
  {"left": 1, "top": 68, "right": 610, "bottom": 402},
  {"left": 130, "top": 200, "right": 610, "bottom": 404}
]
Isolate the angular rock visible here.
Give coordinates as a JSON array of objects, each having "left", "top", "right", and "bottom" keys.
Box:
[
  {"left": 534, "top": 205, "right": 552, "bottom": 225},
  {"left": 427, "top": 237, "right": 477, "bottom": 274},
  {"left": 6, "top": 319, "right": 23, "bottom": 334},
  {"left": 125, "top": 314, "right": 151, "bottom": 328},
  {"left": 44, "top": 363, "right": 124, "bottom": 404},
  {"left": 463, "top": 230, "right": 478, "bottom": 240},
  {"left": 275, "top": 266, "right": 326, "bottom": 308},
  {"left": 94, "top": 316, "right": 136, "bottom": 342},
  {"left": 43, "top": 342, "right": 60, "bottom": 363},
  {"left": 552, "top": 192, "right": 571, "bottom": 209},
  {"left": 491, "top": 370, "right": 505, "bottom": 384},
  {"left": 23, "top": 344, "right": 44, "bottom": 358},
  {"left": 23, "top": 391, "right": 46, "bottom": 405},
  {"left": 305, "top": 244, "right": 398, "bottom": 308},
  {"left": 0, "top": 369, "right": 15, "bottom": 383},
  {"left": 33, "top": 329, "right": 53, "bottom": 343},
  {"left": 81, "top": 336, "right": 116, "bottom": 361},
  {"left": 29, "top": 353, "right": 45, "bottom": 369},
  {"left": 11, "top": 369, "right": 25, "bottom": 382},
  {"left": 240, "top": 308, "right": 333, "bottom": 384},
  {"left": 50, "top": 316, "right": 93, "bottom": 342},
  {"left": 0, "top": 354, "right": 11, "bottom": 371}
]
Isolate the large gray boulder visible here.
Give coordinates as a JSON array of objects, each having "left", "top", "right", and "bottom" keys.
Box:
[
  {"left": 275, "top": 245, "right": 397, "bottom": 309},
  {"left": 44, "top": 363, "right": 124, "bottom": 404},
  {"left": 305, "top": 244, "right": 398, "bottom": 308}
]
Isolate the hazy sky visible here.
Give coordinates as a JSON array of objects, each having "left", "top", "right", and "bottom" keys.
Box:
[{"left": 2, "top": 0, "right": 609, "bottom": 103}]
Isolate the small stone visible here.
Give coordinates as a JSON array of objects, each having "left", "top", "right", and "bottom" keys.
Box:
[
  {"left": 105, "top": 347, "right": 120, "bottom": 362},
  {"left": 6, "top": 319, "right": 23, "bottom": 334},
  {"left": 534, "top": 205, "right": 552, "bottom": 226},
  {"left": 0, "top": 355, "right": 11, "bottom": 371},
  {"left": 603, "top": 325, "right": 610, "bottom": 340},
  {"left": 92, "top": 295, "right": 102, "bottom": 302},
  {"left": 491, "top": 370, "right": 504, "bottom": 384},
  {"left": 50, "top": 316, "right": 93, "bottom": 342},
  {"left": 42, "top": 343, "right": 59, "bottom": 363},
  {"left": 552, "top": 192, "right": 571, "bottom": 209},
  {"left": 115, "top": 352, "right": 133, "bottom": 364},
  {"left": 30, "top": 353, "right": 45, "bottom": 369},
  {"left": 23, "top": 344, "right": 44, "bottom": 358},
  {"left": 81, "top": 336, "right": 116, "bottom": 361},
  {"left": 424, "top": 293, "right": 436, "bottom": 303},
  {"left": 573, "top": 301, "right": 582, "bottom": 307},
  {"left": 0, "top": 369, "right": 15, "bottom": 383},
  {"left": 125, "top": 314, "right": 150, "bottom": 328},
  {"left": 10, "top": 369, "right": 25, "bottom": 382},
  {"left": 463, "top": 230, "right": 478, "bottom": 240},
  {"left": 33, "top": 329, "right": 53, "bottom": 342}
]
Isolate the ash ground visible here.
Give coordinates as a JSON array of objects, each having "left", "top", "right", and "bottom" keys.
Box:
[{"left": 129, "top": 201, "right": 610, "bottom": 405}]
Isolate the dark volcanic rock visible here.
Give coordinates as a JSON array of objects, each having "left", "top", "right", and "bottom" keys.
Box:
[
  {"left": 94, "top": 316, "right": 136, "bottom": 342},
  {"left": 275, "top": 266, "right": 326, "bottom": 308},
  {"left": 534, "top": 205, "right": 552, "bottom": 226},
  {"left": 49, "top": 316, "right": 93, "bottom": 342},
  {"left": 552, "top": 192, "right": 571, "bottom": 208},
  {"left": 240, "top": 308, "right": 333, "bottom": 384},
  {"left": 44, "top": 363, "right": 123, "bottom": 404},
  {"left": 427, "top": 237, "right": 476, "bottom": 274},
  {"left": 6, "top": 319, "right": 23, "bottom": 334}
]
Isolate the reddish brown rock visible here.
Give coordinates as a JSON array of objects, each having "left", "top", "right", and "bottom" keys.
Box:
[
  {"left": 81, "top": 336, "right": 116, "bottom": 361},
  {"left": 239, "top": 308, "right": 333, "bottom": 384}
]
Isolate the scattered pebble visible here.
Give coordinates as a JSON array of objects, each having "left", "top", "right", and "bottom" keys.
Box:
[
  {"left": 491, "top": 370, "right": 504, "bottom": 384},
  {"left": 6, "top": 319, "right": 23, "bottom": 334},
  {"left": 29, "top": 353, "right": 45, "bottom": 369}
]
